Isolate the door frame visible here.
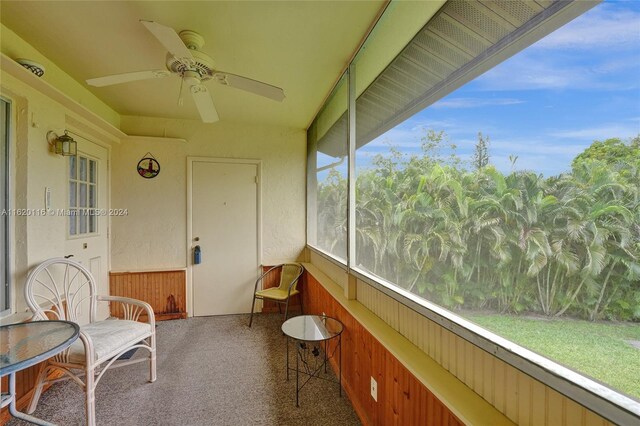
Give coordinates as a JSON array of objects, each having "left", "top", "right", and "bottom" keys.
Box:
[{"left": 186, "top": 157, "right": 262, "bottom": 317}]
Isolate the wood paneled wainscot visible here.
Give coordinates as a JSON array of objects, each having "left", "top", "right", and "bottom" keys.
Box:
[
  {"left": 109, "top": 269, "right": 187, "bottom": 320},
  {"left": 301, "top": 263, "right": 513, "bottom": 426}
]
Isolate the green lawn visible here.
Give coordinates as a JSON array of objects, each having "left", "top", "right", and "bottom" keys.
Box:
[{"left": 462, "top": 313, "right": 640, "bottom": 400}]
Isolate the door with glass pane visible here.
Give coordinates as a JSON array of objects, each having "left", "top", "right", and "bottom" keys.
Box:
[{"left": 65, "top": 139, "right": 109, "bottom": 322}]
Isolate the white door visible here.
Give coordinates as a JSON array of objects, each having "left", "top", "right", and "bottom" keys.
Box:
[
  {"left": 191, "top": 160, "right": 259, "bottom": 316},
  {"left": 64, "top": 139, "right": 109, "bottom": 322}
]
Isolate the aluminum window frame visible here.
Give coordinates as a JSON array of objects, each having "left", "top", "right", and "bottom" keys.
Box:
[{"left": 0, "top": 97, "right": 11, "bottom": 316}]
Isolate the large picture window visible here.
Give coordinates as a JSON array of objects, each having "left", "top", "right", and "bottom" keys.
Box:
[
  {"left": 307, "top": 74, "right": 348, "bottom": 262},
  {"left": 353, "top": 0, "right": 639, "bottom": 400},
  {"left": 307, "top": 0, "right": 640, "bottom": 411}
]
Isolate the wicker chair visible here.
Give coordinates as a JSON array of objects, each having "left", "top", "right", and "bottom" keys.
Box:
[
  {"left": 249, "top": 263, "right": 304, "bottom": 327},
  {"left": 24, "top": 258, "right": 156, "bottom": 426}
]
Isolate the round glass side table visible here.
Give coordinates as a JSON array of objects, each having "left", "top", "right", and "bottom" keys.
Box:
[
  {"left": 282, "top": 314, "right": 343, "bottom": 407},
  {"left": 1, "top": 320, "right": 80, "bottom": 426}
]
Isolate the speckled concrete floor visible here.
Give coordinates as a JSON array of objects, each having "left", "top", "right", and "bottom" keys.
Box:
[{"left": 8, "top": 314, "right": 360, "bottom": 426}]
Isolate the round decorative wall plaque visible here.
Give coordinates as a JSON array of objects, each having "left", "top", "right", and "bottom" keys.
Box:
[{"left": 137, "top": 153, "right": 160, "bottom": 179}]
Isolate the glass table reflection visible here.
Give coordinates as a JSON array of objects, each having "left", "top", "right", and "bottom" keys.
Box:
[
  {"left": 282, "top": 315, "right": 343, "bottom": 407},
  {"left": 1, "top": 320, "right": 80, "bottom": 425}
]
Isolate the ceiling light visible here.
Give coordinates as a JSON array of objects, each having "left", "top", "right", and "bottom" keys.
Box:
[{"left": 16, "top": 58, "right": 45, "bottom": 77}]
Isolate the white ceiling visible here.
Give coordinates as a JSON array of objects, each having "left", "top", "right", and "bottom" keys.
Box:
[{"left": 0, "top": 1, "right": 386, "bottom": 128}]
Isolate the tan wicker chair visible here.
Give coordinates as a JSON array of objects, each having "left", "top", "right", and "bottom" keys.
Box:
[
  {"left": 24, "top": 258, "right": 156, "bottom": 426},
  {"left": 249, "top": 263, "right": 304, "bottom": 327}
]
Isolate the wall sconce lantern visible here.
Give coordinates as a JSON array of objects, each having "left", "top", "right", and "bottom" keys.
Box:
[{"left": 47, "top": 130, "right": 77, "bottom": 156}]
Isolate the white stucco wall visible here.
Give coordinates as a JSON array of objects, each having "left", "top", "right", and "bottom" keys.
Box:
[
  {"left": 110, "top": 116, "right": 306, "bottom": 271},
  {"left": 0, "top": 71, "right": 116, "bottom": 318},
  {"left": 1, "top": 23, "right": 121, "bottom": 128}
]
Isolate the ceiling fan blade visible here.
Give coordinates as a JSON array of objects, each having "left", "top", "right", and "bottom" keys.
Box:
[
  {"left": 190, "top": 84, "right": 219, "bottom": 123},
  {"left": 213, "top": 72, "right": 285, "bottom": 102},
  {"left": 86, "top": 70, "right": 171, "bottom": 87},
  {"left": 140, "top": 20, "right": 194, "bottom": 62}
]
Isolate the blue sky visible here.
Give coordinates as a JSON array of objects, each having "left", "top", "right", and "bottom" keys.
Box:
[{"left": 351, "top": 0, "right": 640, "bottom": 176}]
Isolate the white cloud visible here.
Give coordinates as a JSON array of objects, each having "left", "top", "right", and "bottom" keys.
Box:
[
  {"left": 533, "top": 4, "right": 640, "bottom": 51},
  {"left": 489, "top": 138, "right": 585, "bottom": 157},
  {"left": 592, "top": 56, "right": 640, "bottom": 74},
  {"left": 484, "top": 137, "right": 589, "bottom": 175},
  {"left": 549, "top": 123, "right": 640, "bottom": 140},
  {"left": 473, "top": 51, "right": 640, "bottom": 91},
  {"left": 475, "top": 56, "right": 596, "bottom": 91},
  {"left": 357, "top": 139, "right": 581, "bottom": 176},
  {"left": 431, "top": 98, "right": 524, "bottom": 109},
  {"left": 363, "top": 119, "right": 466, "bottom": 150},
  {"left": 365, "top": 128, "right": 422, "bottom": 149},
  {"left": 471, "top": 3, "right": 640, "bottom": 92},
  {"left": 408, "top": 119, "right": 458, "bottom": 131}
]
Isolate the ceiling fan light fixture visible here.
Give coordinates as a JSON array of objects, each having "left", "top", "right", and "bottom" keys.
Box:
[
  {"left": 183, "top": 70, "right": 201, "bottom": 86},
  {"left": 85, "top": 21, "right": 285, "bottom": 123}
]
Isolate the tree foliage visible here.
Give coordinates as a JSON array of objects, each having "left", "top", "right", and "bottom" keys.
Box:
[
  {"left": 316, "top": 130, "right": 640, "bottom": 321},
  {"left": 473, "top": 132, "right": 490, "bottom": 170},
  {"left": 572, "top": 137, "right": 640, "bottom": 178}
]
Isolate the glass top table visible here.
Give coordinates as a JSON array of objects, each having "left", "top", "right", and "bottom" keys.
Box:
[
  {"left": 1, "top": 320, "right": 80, "bottom": 425},
  {"left": 281, "top": 315, "right": 344, "bottom": 407},
  {"left": 281, "top": 314, "right": 343, "bottom": 342}
]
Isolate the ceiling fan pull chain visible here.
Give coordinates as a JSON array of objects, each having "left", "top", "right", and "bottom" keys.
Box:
[{"left": 178, "top": 76, "right": 185, "bottom": 107}]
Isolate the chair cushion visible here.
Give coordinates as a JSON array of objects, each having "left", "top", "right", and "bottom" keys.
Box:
[
  {"left": 67, "top": 319, "right": 152, "bottom": 364},
  {"left": 255, "top": 287, "right": 299, "bottom": 301}
]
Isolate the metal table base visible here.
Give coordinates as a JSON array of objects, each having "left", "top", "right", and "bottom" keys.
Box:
[{"left": 282, "top": 315, "right": 343, "bottom": 407}]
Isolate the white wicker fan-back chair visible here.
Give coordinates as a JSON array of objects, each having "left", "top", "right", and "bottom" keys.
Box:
[{"left": 24, "top": 258, "right": 156, "bottom": 426}]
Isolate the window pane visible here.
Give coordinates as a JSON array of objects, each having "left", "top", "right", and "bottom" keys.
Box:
[
  {"left": 69, "top": 210, "right": 77, "bottom": 235},
  {"left": 89, "top": 185, "right": 96, "bottom": 208},
  {"left": 89, "top": 160, "right": 96, "bottom": 184},
  {"left": 69, "top": 155, "right": 76, "bottom": 179},
  {"left": 79, "top": 183, "right": 87, "bottom": 208},
  {"left": 79, "top": 156, "right": 87, "bottom": 181},
  {"left": 88, "top": 210, "right": 96, "bottom": 233},
  {"left": 353, "top": 1, "right": 640, "bottom": 399},
  {"left": 79, "top": 210, "right": 87, "bottom": 234},
  {"left": 69, "top": 182, "right": 77, "bottom": 208},
  {"left": 307, "top": 74, "right": 348, "bottom": 261}
]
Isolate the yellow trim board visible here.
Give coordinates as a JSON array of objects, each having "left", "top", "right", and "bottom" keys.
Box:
[{"left": 302, "top": 262, "right": 514, "bottom": 426}]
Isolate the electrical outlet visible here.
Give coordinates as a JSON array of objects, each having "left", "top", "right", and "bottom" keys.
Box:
[{"left": 371, "top": 377, "right": 378, "bottom": 401}]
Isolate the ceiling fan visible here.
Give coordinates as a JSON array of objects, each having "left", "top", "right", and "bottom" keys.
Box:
[{"left": 86, "top": 20, "right": 285, "bottom": 123}]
